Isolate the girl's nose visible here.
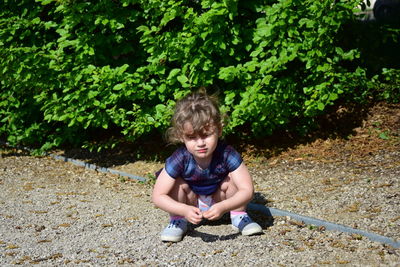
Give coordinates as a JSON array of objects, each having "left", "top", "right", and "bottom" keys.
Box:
[{"left": 197, "top": 137, "right": 206, "bottom": 146}]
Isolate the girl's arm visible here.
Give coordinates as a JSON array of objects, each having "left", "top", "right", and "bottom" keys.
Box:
[
  {"left": 225, "top": 162, "right": 254, "bottom": 210},
  {"left": 151, "top": 168, "right": 202, "bottom": 224}
]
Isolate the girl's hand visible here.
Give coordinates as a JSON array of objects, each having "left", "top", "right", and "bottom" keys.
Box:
[
  {"left": 184, "top": 206, "right": 203, "bottom": 225},
  {"left": 202, "top": 202, "right": 227, "bottom": 221}
]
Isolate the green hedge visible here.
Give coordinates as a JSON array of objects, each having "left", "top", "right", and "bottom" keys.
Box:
[{"left": 0, "top": 0, "right": 398, "bottom": 151}]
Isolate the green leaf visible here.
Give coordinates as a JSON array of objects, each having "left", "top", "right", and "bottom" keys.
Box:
[
  {"left": 88, "top": 91, "right": 98, "bottom": 98},
  {"left": 335, "top": 47, "right": 344, "bottom": 55},
  {"left": 379, "top": 132, "right": 389, "bottom": 140},
  {"left": 113, "top": 84, "right": 124, "bottom": 91},
  {"left": 177, "top": 75, "right": 189, "bottom": 85},
  {"left": 329, "top": 93, "right": 338, "bottom": 101},
  {"left": 167, "top": 68, "right": 181, "bottom": 80},
  {"left": 218, "top": 66, "right": 236, "bottom": 82},
  {"left": 37, "top": 0, "right": 56, "bottom": 5},
  {"left": 161, "top": 9, "right": 177, "bottom": 26}
]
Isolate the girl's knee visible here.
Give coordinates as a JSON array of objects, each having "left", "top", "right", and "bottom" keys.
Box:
[
  {"left": 214, "top": 176, "right": 237, "bottom": 202},
  {"left": 220, "top": 175, "right": 237, "bottom": 193},
  {"left": 170, "top": 178, "right": 197, "bottom": 205},
  {"left": 174, "top": 178, "right": 191, "bottom": 192}
]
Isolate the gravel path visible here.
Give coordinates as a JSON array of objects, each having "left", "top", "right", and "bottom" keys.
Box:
[{"left": 1, "top": 149, "right": 399, "bottom": 266}]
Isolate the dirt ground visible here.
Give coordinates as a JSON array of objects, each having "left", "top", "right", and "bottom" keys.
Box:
[
  {"left": 1, "top": 102, "right": 399, "bottom": 266},
  {"left": 90, "top": 102, "right": 400, "bottom": 181}
]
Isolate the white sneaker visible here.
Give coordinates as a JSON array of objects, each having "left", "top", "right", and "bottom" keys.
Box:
[
  {"left": 231, "top": 214, "right": 262, "bottom": 236},
  {"left": 160, "top": 218, "right": 188, "bottom": 242}
]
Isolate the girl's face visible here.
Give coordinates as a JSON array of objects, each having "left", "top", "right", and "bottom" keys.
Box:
[{"left": 181, "top": 122, "right": 220, "bottom": 169}]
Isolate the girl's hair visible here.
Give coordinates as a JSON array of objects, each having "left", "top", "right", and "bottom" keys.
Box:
[{"left": 166, "top": 90, "right": 223, "bottom": 144}]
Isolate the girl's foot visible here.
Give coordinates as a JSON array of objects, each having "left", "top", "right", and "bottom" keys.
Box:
[
  {"left": 231, "top": 214, "right": 262, "bottom": 236},
  {"left": 161, "top": 218, "right": 188, "bottom": 242}
]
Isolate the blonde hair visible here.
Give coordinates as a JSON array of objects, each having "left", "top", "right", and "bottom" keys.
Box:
[{"left": 166, "top": 90, "right": 223, "bottom": 144}]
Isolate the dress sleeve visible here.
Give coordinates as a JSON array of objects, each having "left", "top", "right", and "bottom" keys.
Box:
[
  {"left": 225, "top": 145, "right": 243, "bottom": 172},
  {"left": 165, "top": 147, "right": 185, "bottom": 179}
]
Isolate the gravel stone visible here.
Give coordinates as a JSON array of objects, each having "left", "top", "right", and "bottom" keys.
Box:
[{"left": 0, "top": 149, "right": 399, "bottom": 266}]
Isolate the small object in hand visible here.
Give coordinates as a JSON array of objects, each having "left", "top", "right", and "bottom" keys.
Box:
[{"left": 198, "top": 195, "right": 213, "bottom": 212}]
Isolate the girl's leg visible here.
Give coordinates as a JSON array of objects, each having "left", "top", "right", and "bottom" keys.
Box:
[
  {"left": 161, "top": 178, "right": 197, "bottom": 242},
  {"left": 168, "top": 177, "right": 198, "bottom": 216},
  {"left": 212, "top": 175, "right": 247, "bottom": 211},
  {"left": 213, "top": 176, "right": 262, "bottom": 235}
]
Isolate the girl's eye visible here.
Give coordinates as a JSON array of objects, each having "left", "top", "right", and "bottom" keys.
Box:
[
  {"left": 202, "top": 130, "right": 215, "bottom": 138},
  {"left": 200, "top": 133, "right": 210, "bottom": 139}
]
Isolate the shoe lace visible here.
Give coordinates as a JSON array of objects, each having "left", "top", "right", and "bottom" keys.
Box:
[
  {"left": 240, "top": 215, "right": 251, "bottom": 223},
  {"left": 168, "top": 220, "right": 182, "bottom": 229},
  {"left": 236, "top": 215, "right": 253, "bottom": 230}
]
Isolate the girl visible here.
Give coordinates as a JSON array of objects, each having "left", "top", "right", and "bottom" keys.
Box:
[{"left": 152, "top": 91, "right": 262, "bottom": 242}]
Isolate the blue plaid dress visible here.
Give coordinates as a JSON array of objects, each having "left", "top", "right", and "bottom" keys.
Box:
[{"left": 164, "top": 141, "right": 243, "bottom": 195}]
